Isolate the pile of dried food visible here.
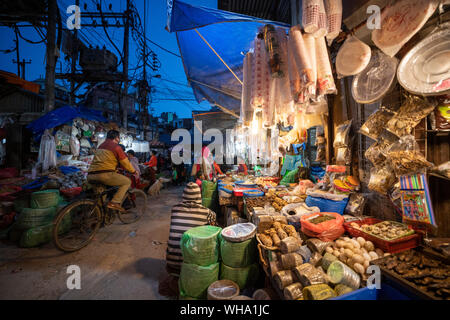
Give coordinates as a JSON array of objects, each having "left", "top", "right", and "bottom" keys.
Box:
[
  {"left": 310, "top": 215, "right": 335, "bottom": 225},
  {"left": 255, "top": 177, "right": 279, "bottom": 188},
  {"left": 350, "top": 221, "right": 414, "bottom": 241},
  {"left": 257, "top": 220, "right": 300, "bottom": 249},
  {"left": 375, "top": 249, "right": 450, "bottom": 300},
  {"left": 272, "top": 197, "right": 288, "bottom": 212},
  {"left": 245, "top": 196, "right": 271, "bottom": 213}
]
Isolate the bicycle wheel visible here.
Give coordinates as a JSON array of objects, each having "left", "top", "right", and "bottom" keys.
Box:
[
  {"left": 118, "top": 189, "right": 147, "bottom": 224},
  {"left": 53, "top": 199, "right": 102, "bottom": 252}
]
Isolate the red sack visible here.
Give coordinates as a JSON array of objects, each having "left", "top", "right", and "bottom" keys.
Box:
[
  {"left": 301, "top": 212, "right": 345, "bottom": 242},
  {"left": 60, "top": 187, "right": 82, "bottom": 198}
]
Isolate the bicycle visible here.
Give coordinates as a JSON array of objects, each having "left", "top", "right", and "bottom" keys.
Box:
[{"left": 52, "top": 183, "right": 147, "bottom": 252}]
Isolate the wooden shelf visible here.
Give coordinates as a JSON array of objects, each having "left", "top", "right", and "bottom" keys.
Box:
[
  {"left": 426, "top": 130, "right": 450, "bottom": 136},
  {"left": 429, "top": 172, "right": 450, "bottom": 182}
]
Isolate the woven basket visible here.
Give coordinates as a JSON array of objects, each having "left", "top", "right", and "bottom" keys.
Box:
[{"left": 256, "top": 233, "right": 280, "bottom": 251}]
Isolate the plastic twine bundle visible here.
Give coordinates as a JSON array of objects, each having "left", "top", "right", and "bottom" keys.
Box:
[
  {"left": 302, "top": 0, "right": 322, "bottom": 34},
  {"left": 324, "top": 0, "right": 343, "bottom": 45},
  {"left": 251, "top": 37, "right": 271, "bottom": 110},
  {"left": 314, "top": 0, "right": 328, "bottom": 38}
]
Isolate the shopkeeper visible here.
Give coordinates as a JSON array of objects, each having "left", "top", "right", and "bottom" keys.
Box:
[
  {"left": 191, "top": 144, "right": 215, "bottom": 181},
  {"left": 87, "top": 130, "right": 137, "bottom": 211},
  {"left": 126, "top": 149, "right": 141, "bottom": 179}
]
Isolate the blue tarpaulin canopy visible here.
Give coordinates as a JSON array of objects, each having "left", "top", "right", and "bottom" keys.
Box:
[
  {"left": 166, "top": 0, "right": 290, "bottom": 116},
  {"left": 27, "top": 105, "right": 108, "bottom": 137}
]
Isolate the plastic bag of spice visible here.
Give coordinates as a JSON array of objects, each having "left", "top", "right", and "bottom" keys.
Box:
[
  {"left": 434, "top": 104, "right": 450, "bottom": 131},
  {"left": 365, "top": 142, "right": 387, "bottom": 168},
  {"left": 386, "top": 135, "right": 433, "bottom": 176},
  {"left": 386, "top": 95, "right": 435, "bottom": 137},
  {"left": 300, "top": 212, "right": 345, "bottom": 242},
  {"left": 367, "top": 163, "right": 397, "bottom": 195},
  {"left": 344, "top": 193, "right": 367, "bottom": 216},
  {"left": 359, "top": 106, "right": 395, "bottom": 141},
  {"left": 333, "top": 120, "right": 352, "bottom": 148}
]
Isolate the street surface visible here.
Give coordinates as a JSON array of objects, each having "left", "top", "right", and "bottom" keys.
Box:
[{"left": 0, "top": 186, "right": 184, "bottom": 300}]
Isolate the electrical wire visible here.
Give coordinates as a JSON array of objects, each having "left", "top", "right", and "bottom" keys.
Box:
[
  {"left": 98, "top": 0, "right": 124, "bottom": 61},
  {"left": 157, "top": 99, "right": 197, "bottom": 101},
  {"left": 155, "top": 77, "right": 191, "bottom": 88},
  {"left": 154, "top": 80, "right": 209, "bottom": 112},
  {"left": 58, "top": 0, "right": 111, "bottom": 60},
  {"left": 15, "top": 25, "right": 46, "bottom": 44},
  {"left": 145, "top": 36, "right": 181, "bottom": 58}
]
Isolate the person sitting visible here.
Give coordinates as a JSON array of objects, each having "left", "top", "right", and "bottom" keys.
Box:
[
  {"left": 144, "top": 150, "right": 158, "bottom": 186},
  {"left": 159, "top": 182, "right": 217, "bottom": 297},
  {"left": 87, "top": 130, "right": 137, "bottom": 211},
  {"left": 126, "top": 149, "right": 141, "bottom": 179}
]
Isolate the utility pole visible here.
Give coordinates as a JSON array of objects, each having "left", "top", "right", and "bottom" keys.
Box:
[
  {"left": 142, "top": 0, "right": 148, "bottom": 141},
  {"left": 14, "top": 27, "right": 20, "bottom": 77},
  {"left": 69, "top": 0, "right": 79, "bottom": 105},
  {"left": 12, "top": 59, "right": 32, "bottom": 80},
  {"left": 121, "top": 0, "right": 130, "bottom": 130},
  {"left": 45, "top": 0, "right": 57, "bottom": 112}
]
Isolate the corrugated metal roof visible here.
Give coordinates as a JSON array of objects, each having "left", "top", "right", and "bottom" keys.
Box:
[{"left": 218, "top": 0, "right": 291, "bottom": 24}]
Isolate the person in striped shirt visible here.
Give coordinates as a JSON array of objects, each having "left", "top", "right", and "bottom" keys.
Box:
[{"left": 159, "top": 182, "right": 216, "bottom": 297}]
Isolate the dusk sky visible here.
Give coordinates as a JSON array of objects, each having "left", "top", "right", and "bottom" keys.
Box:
[{"left": 0, "top": 0, "right": 217, "bottom": 119}]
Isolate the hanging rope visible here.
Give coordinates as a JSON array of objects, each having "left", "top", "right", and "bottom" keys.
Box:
[
  {"left": 188, "top": 78, "right": 241, "bottom": 100},
  {"left": 194, "top": 28, "right": 243, "bottom": 86}
]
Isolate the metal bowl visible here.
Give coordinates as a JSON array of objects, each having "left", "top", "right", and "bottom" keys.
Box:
[{"left": 397, "top": 23, "right": 450, "bottom": 96}]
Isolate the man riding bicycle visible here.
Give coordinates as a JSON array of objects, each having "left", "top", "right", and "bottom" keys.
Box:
[{"left": 87, "top": 130, "right": 137, "bottom": 211}]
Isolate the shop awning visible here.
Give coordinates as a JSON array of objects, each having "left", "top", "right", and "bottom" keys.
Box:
[
  {"left": 27, "top": 105, "right": 108, "bottom": 137},
  {"left": 166, "top": 0, "right": 290, "bottom": 115},
  {"left": 192, "top": 111, "right": 237, "bottom": 133}
]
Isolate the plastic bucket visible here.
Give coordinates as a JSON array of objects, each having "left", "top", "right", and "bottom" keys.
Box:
[{"left": 243, "top": 190, "right": 265, "bottom": 197}]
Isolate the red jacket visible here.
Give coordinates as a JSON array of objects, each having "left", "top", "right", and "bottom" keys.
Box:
[{"left": 144, "top": 155, "right": 157, "bottom": 168}]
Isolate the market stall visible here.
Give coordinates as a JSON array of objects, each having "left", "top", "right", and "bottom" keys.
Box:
[{"left": 170, "top": 0, "right": 450, "bottom": 300}]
